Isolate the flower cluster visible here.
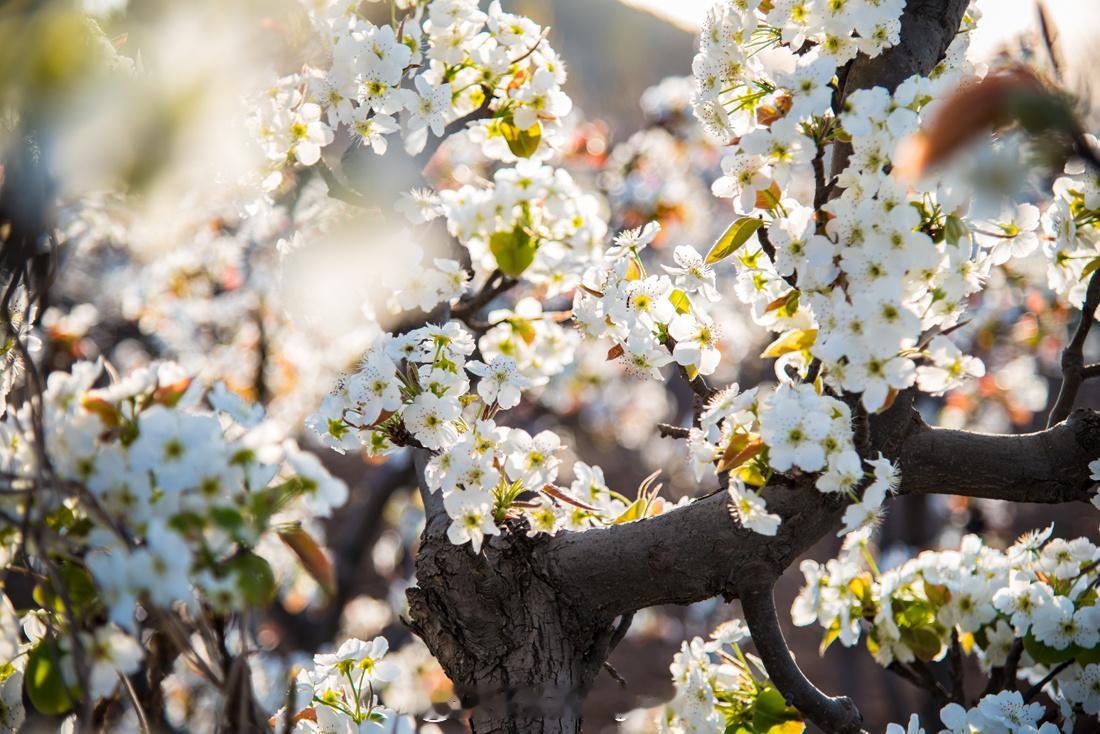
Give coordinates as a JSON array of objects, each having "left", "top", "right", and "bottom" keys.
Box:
[
  {"left": 435, "top": 161, "right": 607, "bottom": 294},
  {"left": 660, "top": 618, "right": 805, "bottom": 734},
  {"left": 681, "top": 381, "right": 886, "bottom": 536},
  {"left": 0, "top": 359, "right": 348, "bottom": 723},
  {"left": 573, "top": 222, "right": 726, "bottom": 380},
  {"left": 251, "top": 0, "right": 573, "bottom": 186},
  {"left": 792, "top": 529, "right": 1100, "bottom": 727},
  {"left": 1041, "top": 157, "right": 1100, "bottom": 305},
  {"left": 688, "top": 0, "right": 994, "bottom": 418},
  {"left": 889, "top": 692, "right": 1063, "bottom": 734},
  {"left": 759, "top": 382, "right": 861, "bottom": 493},
  {"left": 308, "top": 321, "right": 639, "bottom": 551},
  {"left": 274, "top": 636, "right": 413, "bottom": 733},
  {"left": 691, "top": 0, "right": 903, "bottom": 145}
]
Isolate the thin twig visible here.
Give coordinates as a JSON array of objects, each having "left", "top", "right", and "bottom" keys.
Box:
[
  {"left": 949, "top": 629, "right": 965, "bottom": 704},
  {"left": 1047, "top": 268, "right": 1100, "bottom": 427},
  {"left": 119, "top": 672, "right": 152, "bottom": 734},
  {"left": 657, "top": 423, "right": 690, "bottom": 439},
  {"left": 451, "top": 269, "right": 517, "bottom": 320},
  {"left": 1023, "top": 659, "right": 1075, "bottom": 702},
  {"left": 316, "top": 162, "right": 374, "bottom": 208}
]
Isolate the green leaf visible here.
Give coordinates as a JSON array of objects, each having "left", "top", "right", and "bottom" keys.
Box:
[
  {"left": 33, "top": 562, "right": 99, "bottom": 616},
  {"left": 943, "top": 214, "right": 968, "bottom": 246},
  {"left": 820, "top": 620, "right": 841, "bottom": 655},
  {"left": 26, "top": 640, "right": 77, "bottom": 715},
  {"left": 760, "top": 329, "right": 816, "bottom": 359},
  {"left": 1024, "top": 634, "right": 1080, "bottom": 666},
  {"left": 751, "top": 685, "right": 804, "bottom": 733},
  {"left": 706, "top": 217, "right": 764, "bottom": 265},
  {"left": 500, "top": 116, "right": 542, "bottom": 158},
  {"left": 900, "top": 626, "right": 944, "bottom": 662},
  {"left": 231, "top": 552, "right": 277, "bottom": 607},
  {"left": 612, "top": 497, "right": 647, "bottom": 525},
  {"left": 489, "top": 226, "right": 537, "bottom": 277},
  {"left": 1081, "top": 256, "right": 1100, "bottom": 281}
]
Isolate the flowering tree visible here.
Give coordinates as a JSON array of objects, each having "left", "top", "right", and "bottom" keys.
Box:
[{"left": 0, "top": 0, "right": 1099, "bottom": 733}]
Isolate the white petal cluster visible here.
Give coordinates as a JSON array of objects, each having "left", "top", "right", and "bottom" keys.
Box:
[
  {"left": 308, "top": 321, "right": 642, "bottom": 551},
  {"left": 250, "top": 0, "right": 573, "bottom": 185},
  {"left": 272, "top": 636, "right": 414, "bottom": 733},
  {"left": 792, "top": 528, "right": 1100, "bottom": 725},
  {"left": 438, "top": 161, "right": 607, "bottom": 295}
]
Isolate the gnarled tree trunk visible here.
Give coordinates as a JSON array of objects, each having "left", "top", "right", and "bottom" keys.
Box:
[{"left": 406, "top": 521, "right": 616, "bottom": 733}]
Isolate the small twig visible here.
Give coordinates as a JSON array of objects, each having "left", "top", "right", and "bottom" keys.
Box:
[
  {"left": 755, "top": 227, "right": 798, "bottom": 291},
  {"left": 418, "top": 85, "right": 496, "bottom": 169},
  {"left": 119, "top": 673, "right": 151, "bottom": 734},
  {"left": 985, "top": 640, "right": 1025, "bottom": 696},
  {"left": 657, "top": 423, "right": 690, "bottom": 439},
  {"left": 1023, "top": 659, "right": 1075, "bottom": 703},
  {"left": 949, "top": 629, "right": 965, "bottom": 704},
  {"left": 608, "top": 613, "right": 634, "bottom": 653},
  {"left": 451, "top": 269, "right": 517, "bottom": 320},
  {"left": 1047, "top": 268, "right": 1100, "bottom": 427},
  {"left": 508, "top": 27, "right": 550, "bottom": 66},
  {"left": 602, "top": 661, "right": 627, "bottom": 688},
  {"left": 316, "top": 162, "right": 374, "bottom": 208}
]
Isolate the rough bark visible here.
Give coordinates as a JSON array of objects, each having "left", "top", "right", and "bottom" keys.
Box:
[{"left": 405, "top": 521, "right": 614, "bottom": 734}]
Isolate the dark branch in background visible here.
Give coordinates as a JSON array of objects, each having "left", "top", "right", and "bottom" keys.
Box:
[
  {"left": 316, "top": 162, "right": 375, "bottom": 208},
  {"left": 1023, "top": 658, "right": 1076, "bottom": 703},
  {"left": 657, "top": 422, "right": 690, "bottom": 439},
  {"left": 451, "top": 269, "right": 517, "bottom": 322},
  {"left": 949, "top": 629, "right": 965, "bottom": 704},
  {"left": 0, "top": 129, "right": 57, "bottom": 319},
  {"left": 738, "top": 567, "right": 863, "bottom": 734},
  {"left": 1047, "top": 268, "right": 1100, "bottom": 427}
]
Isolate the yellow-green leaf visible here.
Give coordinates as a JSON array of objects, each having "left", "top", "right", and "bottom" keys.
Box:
[
  {"left": 705, "top": 217, "right": 764, "bottom": 265},
  {"left": 669, "top": 289, "right": 691, "bottom": 314},
  {"left": 500, "top": 117, "right": 542, "bottom": 158},
  {"left": 736, "top": 461, "right": 768, "bottom": 488},
  {"left": 231, "top": 552, "right": 277, "bottom": 607},
  {"left": 489, "top": 226, "right": 537, "bottom": 277},
  {"left": 761, "top": 328, "right": 817, "bottom": 358},
  {"left": 26, "top": 641, "right": 77, "bottom": 715},
  {"left": 613, "top": 497, "right": 646, "bottom": 525},
  {"left": 717, "top": 433, "right": 764, "bottom": 473},
  {"left": 1082, "top": 256, "right": 1100, "bottom": 281}
]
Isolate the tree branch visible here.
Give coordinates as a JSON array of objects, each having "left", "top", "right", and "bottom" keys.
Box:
[
  {"left": 545, "top": 403, "right": 1099, "bottom": 622},
  {"left": 1048, "top": 268, "right": 1100, "bottom": 427},
  {"left": 897, "top": 408, "right": 1100, "bottom": 503},
  {"left": 738, "top": 566, "right": 863, "bottom": 734},
  {"left": 543, "top": 478, "right": 845, "bottom": 619}
]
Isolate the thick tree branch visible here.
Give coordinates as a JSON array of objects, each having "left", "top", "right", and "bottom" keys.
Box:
[
  {"left": 1048, "top": 269, "right": 1100, "bottom": 427},
  {"left": 544, "top": 479, "right": 845, "bottom": 620},
  {"left": 738, "top": 566, "right": 863, "bottom": 734},
  {"left": 897, "top": 408, "right": 1100, "bottom": 503},
  {"left": 544, "top": 403, "right": 1100, "bottom": 623}
]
